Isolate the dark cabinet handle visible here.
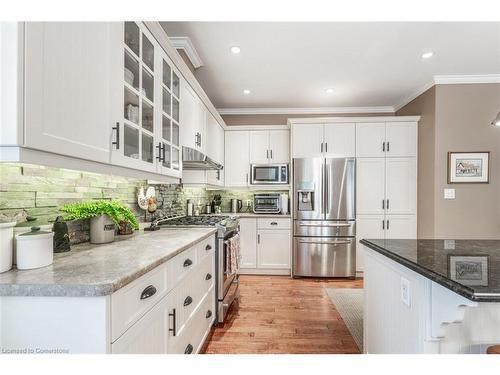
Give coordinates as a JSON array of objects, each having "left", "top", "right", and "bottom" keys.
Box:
[
  {"left": 387, "top": 220, "right": 390, "bottom": 230},
  {"left": 112, "top": 122, "right": 120, "bottom": 149},
  {"left": 169, "top": 308, "right": 177, "bottom": 336},
  {"left": 184, "top": 296, "right": 193, "bottom": 306},
  {"left": 156, "top": 142, "right": 164, "bottom": 162},
  {"left": 387, "top": 142, "right": 390, "bottom": 152},
  {"left": 206, "top": 310, "right": 212, "bottom": 319},
  {"left": 140, "top": 285, "right": 157, "bottom": 300},
  {"left": 386, "top": 199, "right": 390, "bottom": 210},
  {"left": 205, "top": 244, "right": 212, "bottom": 251},
  {"left": 183, "top": 259, "right": 193, "bottom": 267},
  {"left": 205, "top": 273, "right": 212, "bottom": 280},
  {"left": 185, "top": 344, "right": 193, "bottom": 354},
  {"left": 382, "top": 220, "right": 385, "bottom": 230},
  {"left": 270, "top": 222, "right": 278, "bottom": 226},
  {"left": 383, "top": 141, "right": 386, "bottom": 152}
]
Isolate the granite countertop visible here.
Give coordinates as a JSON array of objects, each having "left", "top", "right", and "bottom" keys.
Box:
[
  {"left": 0, "top": 228, "right": 217, "bottom": 297},
  {"left": 361, "top": 239, "right": 500, "bottom": 302}
]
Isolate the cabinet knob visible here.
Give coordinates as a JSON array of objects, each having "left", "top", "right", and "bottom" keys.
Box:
[
  {"left": 270, "top": 222, "right": 278, "bottom": 226},
  {"left": 183, "top": 258, "right": 193, "bottom": 267},
  {"left": 205, "top": 244, "right": 212, "bottom": 251},
  {"left": 184, "top": 344, "right": 193, "bottom": 354},
  {"left": 205, "top": 273, "right": 212, "bottom": 280},
  {"left": 184, "top": 296, "right": 193, "bottom": 306},
  {"left": 206, "top": 310, "right": 213, "bottom": 319},
  {"left": 140, "top": 285, "right": 157, "bottom": 300}
]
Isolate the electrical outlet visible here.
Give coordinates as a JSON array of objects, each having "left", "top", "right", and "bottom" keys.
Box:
[
  {"left": 444, "top": 239, "right": 456, "bottom": 250},
  {"left": 401, "top": 277, "right": 411, "bottom": 307}
]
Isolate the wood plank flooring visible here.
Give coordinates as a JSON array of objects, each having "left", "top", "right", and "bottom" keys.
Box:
[{"left": 202, "top": 275, "right": 363, "bottom": 354}]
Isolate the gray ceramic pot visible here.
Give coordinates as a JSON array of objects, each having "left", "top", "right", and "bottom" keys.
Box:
[{"left": 90, "top": 215, "right": 115, "bottom": 244}]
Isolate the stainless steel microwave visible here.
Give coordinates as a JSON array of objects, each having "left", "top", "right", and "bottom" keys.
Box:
[{"left": 250, "top": 164, "right": 289, "bottom": 185}]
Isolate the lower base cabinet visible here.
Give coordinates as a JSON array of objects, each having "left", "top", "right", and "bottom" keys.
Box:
[{"left": 239, "top": 217, "right": 291, "bottom": 275}]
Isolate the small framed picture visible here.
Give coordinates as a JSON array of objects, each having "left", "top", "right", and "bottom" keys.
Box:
[
  {"left": 448, "top": 255, "right": 489, "bottom": 286},
  {"left": 447, "top": 152, "right": 489, "bottom": 183}
]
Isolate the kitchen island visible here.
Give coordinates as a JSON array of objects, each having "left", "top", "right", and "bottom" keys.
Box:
[
  {"left": 361, "top": 239, "right": 500, "bottom": 354},
  {"left": 0, "top": 228, "right": 217, "bottom": 354}
]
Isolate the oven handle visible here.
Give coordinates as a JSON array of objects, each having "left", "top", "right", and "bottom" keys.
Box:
[{"left": 298, "top": 239, "right": 352, "bottom": 245}]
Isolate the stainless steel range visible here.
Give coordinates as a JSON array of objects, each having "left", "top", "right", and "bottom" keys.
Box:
[{"left": 149, "top": 215, "right": 240, "bottom": 324}]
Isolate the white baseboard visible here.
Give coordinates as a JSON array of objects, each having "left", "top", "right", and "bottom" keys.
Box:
[{"left": 238, "top": 268, "right": 291, "bottom": 276}]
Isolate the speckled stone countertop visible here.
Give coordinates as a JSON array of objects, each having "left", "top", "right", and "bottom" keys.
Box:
[
  {"left": 361, "top": 239, "right": 500, "bottom": 302},
  {"left": 0, "top": 228, "right": 216, "bottom": 297}
]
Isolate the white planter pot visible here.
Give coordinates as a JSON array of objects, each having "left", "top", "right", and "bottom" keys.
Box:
[
  {"left": 0, "top": 222, "right": 16, "bottom": 273},
  {"left": 16, "top": 227, "right": 54, "bottom": 270},
  {"left": 90, "top": 215, "right": 115, "bottom": 244}
]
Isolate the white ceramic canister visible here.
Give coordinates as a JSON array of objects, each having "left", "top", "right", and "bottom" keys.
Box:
[
  {"left": 0, "top": 221, "right": 16, "bottom": 273},
  {"left": 13, "top": 223, "right": 53, "bottom": 265},
  {"left": 16, "top": 227, "right": 54, "bottom": 270}
]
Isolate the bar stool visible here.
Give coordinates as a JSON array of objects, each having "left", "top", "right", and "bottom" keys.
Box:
[{"left": 486, "top": 345, "right": 500, "bottom": 354}]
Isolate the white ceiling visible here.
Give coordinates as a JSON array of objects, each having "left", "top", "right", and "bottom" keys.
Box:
[{"left": 160, "top": 22, "right": 500, "bottom": 111}]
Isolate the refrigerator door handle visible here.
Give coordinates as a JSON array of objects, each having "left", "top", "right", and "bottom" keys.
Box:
[
  {"left": 324, "top": 165, "right": 329, "bottom": 215},
  {"left": 298, "top": 222, "right": 352, "bottom": 227},
  {"left": 298, "top": 239, "right": 352, "bottom": 245}
]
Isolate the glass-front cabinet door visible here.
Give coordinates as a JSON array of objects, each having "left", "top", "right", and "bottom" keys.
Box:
[
  {"left": 157, "top": 48, "right": 181, "bottom": 177},
  {"left": 111, "top": 22, "right": 181, "bottom": 177}
]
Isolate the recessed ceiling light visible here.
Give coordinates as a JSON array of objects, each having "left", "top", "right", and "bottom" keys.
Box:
[
  {"left": 421, "top": 51, "right": 434, "bottom": 59},
  {"left": 243, "top": 89, "right": 251, "bottom": 95},
  {"left": 326, "top": 88, "right": 334, "bottom": 94},
  {"left": 230, "top": 46, "right": 241, "bottom": 54}
]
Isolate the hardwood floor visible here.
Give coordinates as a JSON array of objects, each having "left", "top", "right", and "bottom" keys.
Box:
[{"left": 202, "top": 275, "right": 363, "bottom": 354}]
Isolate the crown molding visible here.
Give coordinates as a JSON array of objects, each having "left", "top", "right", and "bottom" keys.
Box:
[
  {"left": 217, "top": 106, "right": 394, "bottom": 115},
  {"left": 433, "top": 74, "right": 500, "bottom": 85},
  {"left": 393, "top": 80, "right": 435, "bottom": 112},
  {"left": 169, "top": 36, "right": 204, "bottom": 69}
]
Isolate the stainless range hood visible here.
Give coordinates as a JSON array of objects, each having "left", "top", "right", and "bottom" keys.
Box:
[{"left": 182, "top": 146, "right": 223, "bottom": 170}]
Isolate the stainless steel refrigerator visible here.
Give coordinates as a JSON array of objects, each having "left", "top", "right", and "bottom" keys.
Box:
[{"left": 292, "top": 157, "right": 356, "bottom": 277}]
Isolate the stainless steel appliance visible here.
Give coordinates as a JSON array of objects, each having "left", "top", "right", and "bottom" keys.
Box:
[
  {"left": 230, "top": 199, "right": 242, "bottom": 213},
  {"left": 149, "top": 215, "right": 240, "bottom": 323},
  {"left": 293, "top": 157, "right": 356, "bottom": 278},
  {"left": 182, "top": 146, "right": 223, "bottom": 170},
  {"left": 250, "top": 163, "right": 289, "bottom": 185},
  {"left": 253, "top": 193, "right": 281, "bottom": 214}
]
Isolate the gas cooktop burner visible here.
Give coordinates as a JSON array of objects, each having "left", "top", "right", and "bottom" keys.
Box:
[{"left": 153, "top": 215, "right": 231, "bottom": 228}]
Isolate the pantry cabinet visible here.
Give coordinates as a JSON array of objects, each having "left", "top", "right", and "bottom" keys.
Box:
[
  {"left": 292, "top": 122, "right": 355, "bottom": 158},
  {"left": 356, "top": 121, "right": 416, "bottom": 158}
]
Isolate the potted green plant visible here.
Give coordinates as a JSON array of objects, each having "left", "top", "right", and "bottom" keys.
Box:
[{"left": 60, "top": 200, "right": 139, "bottom": 244}]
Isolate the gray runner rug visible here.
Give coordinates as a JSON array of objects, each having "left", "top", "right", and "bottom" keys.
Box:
[{"left": 325, "top": 288, "right": 364, "bottom": 352}]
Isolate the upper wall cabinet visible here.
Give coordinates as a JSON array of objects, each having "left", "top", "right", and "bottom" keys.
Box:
[
  {"left": 23, "top": 22, "right": 115, "bottom": 164},
  {"left": 249, "top": 130, "right": 289, "bottom": 164},
  {"left": 291, "top": 123, "right": 355, "bottom": 158},
  {"left": 180, "top": 81, "right": 206, "bottom": 153},
  {"left": 225, "top": 131, "right": 250, "bottom": 187},
  {"left": 356, "top": 121, "right": 417, "bottom": 158}
]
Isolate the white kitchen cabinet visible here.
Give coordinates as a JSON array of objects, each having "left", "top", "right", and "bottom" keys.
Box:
[
  {"left": 239, "top": 218, "right": 257, "bottom": 268},
  {"left": 356, "top": 215, "right": 385, "bottom": 272},
  {"left": 385, "top": 122, "right": 417, "bottom": 157},
  {"left": 385, "top": 157, "right": 416, "bottom": 215},
  {"left": 249, "top": 129, "right": 290, "bottom": 164},
  {"left": 23, "top": 22, "right": 116, "bottom": 164},
  {"left": 385, "top": 215, "right": 417, "bottom": 239},
  {"left": 356, "top": 158, "right": 386, "bottom": 215},
  {"left": 111, "top": 295, "right": 169, "bottom": 354},
  {"left": 292, "top": 122, "right": 355, "bottom": 158},
  {"left": 268, "top": 130, "right": 290, "bottom": 163},
  {"left": 249, "top": 131, "right": 271, "bottom": 164},
  {"left": 180, "top": 80, "right": 205, "bottom": 152},
  {"left": 355, "top": 122, "right": 386, "bottom": 157},
  {"left": 257, "top": 230, "right": 291, "bottom": 269},
  {"left": 356, "top": 121, "right": 416, "bottom": 158},
  {"left": 292, "top": 123, "right": 324, "bottom": 158},
  {"left": 224, "top": 131, "right": 250, "bottom": 187},
  {"left": 323, "top": 122, "right": 356, "bottom": 157}
]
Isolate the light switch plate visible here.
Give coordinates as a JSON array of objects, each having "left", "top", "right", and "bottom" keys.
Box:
[
  {"left": 444, "top": 188, "right": 455, "bottom": 199},
  {"left": 401, "top": 277, "right": 411, "bottom": 307}
]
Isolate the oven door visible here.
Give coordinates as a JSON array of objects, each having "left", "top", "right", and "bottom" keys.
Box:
[
  {"left": 293, "top": 237, "right": 356, "bottom": 277},
  {"left": 251, "top": 164, "right": 287, "bottom": 184}
]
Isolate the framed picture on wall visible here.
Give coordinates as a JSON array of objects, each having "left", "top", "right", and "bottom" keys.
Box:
[{"left": 447, "top": 152, "right": 490, "bottom": 183}]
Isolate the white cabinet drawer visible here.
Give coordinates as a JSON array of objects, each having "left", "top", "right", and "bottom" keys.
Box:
[
  {"left": 168, "top": 285, "right": 215, "bottom": 354},
  {"left": 196, "top": 235, "right": 215, "bottom": 262},
  {"left": 166, "top": 246, "right": 197, "bottom": 291},
  {"left": 257, "top": 218, "right": 291, "bottom": 229},
  {"left": 111, "top": 263, "right": 168, "bottom": 342}
]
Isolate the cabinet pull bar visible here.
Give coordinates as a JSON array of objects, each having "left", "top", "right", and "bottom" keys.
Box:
[
  {"left": 140, "top": 285, "right": 157, "bottom": 300},
  {"left": 169, "top": 308, "right": 177, "bottom": 336},
  {"left": 270, "top": 149, "right": 273, "bottom": 159},
  {"left": 382, "top": 142, "right": 386, "bottom": 152},
  {"left": 382, "top": 220, "right": 385, "bottom": 230},
  {"left": 325, "top": 143, "right": 328, "bottom": 153},
  {"left": 382, "top": 199, "right": 385, "bottom": 210},
  {"left": 112, "top": 122, "right": 120, "bottom": 150},
  {"left": 386, "top": 199, "right": 389, "bottom": 210},
  {"left": 321, "top": 142, "right": 323, "bottom": 152},
  {"left": 387, "top": 142, "right": 390, "bottom": 152},
  {"left": 257, "top": 234, "right": 260, "bottom": 244},
  {"left": 387, "top": 220, "right": 390, "bottom": 230}
]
